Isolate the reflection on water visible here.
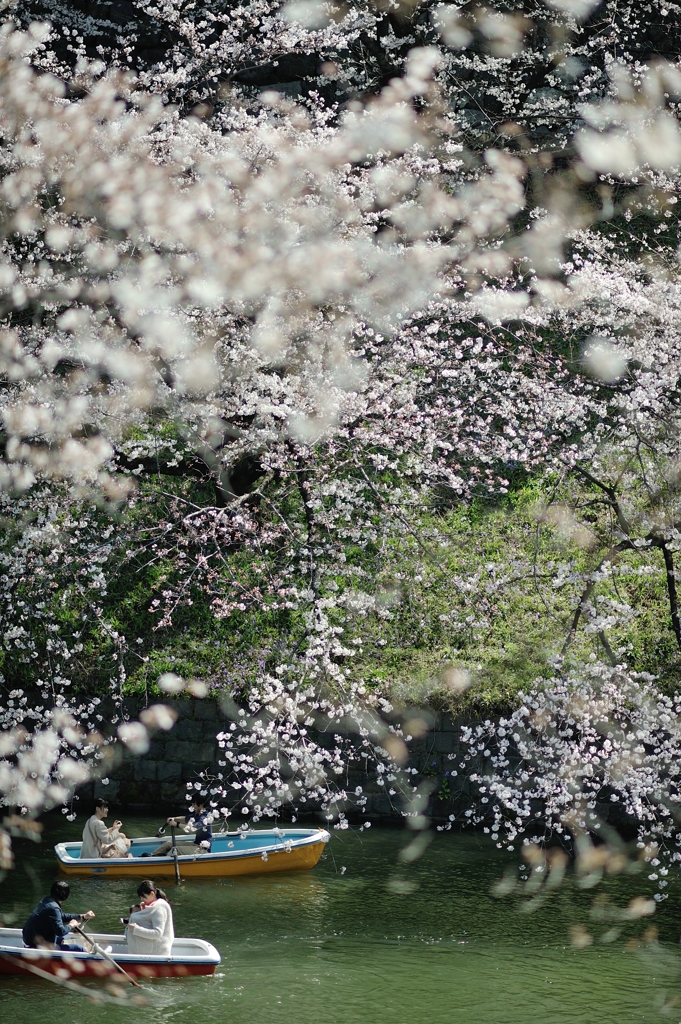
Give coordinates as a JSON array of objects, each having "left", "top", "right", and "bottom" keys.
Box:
[{"left": 1, "top": 815, "right": 681, "bottom": 1024}]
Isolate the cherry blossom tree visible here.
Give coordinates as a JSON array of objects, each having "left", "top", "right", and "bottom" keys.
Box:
[{"left": 2, "top": 0, "right": 681, "bottom": 883}]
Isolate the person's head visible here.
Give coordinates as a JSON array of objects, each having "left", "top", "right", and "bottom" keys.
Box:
[
  {"left": 190, "top": 794, "right": 207, "bottom": 812},
  {"left": 94, "top": 798, "right": 109, "bottom": 818},
  {"left": 50, "top": 880, "right": 70, "bottom": 904},
  {"left": 136, "top": 879, "right": 168, "bottom": 904}
]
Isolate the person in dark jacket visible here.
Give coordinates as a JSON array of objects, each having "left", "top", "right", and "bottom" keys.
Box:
[
  {"left": 149, "top": 795, "right": 213, "bottom": 856},
  {"left": 22, "top": 880, "right": 95, "bottom": 949}
]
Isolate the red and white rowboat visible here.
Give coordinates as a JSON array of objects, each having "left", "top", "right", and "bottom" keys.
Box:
[{"left": 0, "top": 927, "right": 220, "bottom": 979}]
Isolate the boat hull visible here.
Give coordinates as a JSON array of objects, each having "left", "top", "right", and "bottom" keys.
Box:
[
  {"left": 0, "top": 929, "right": 220, "bottom": 979},
  {"left": 0, "top": 955, "right": 217, "bottom": 978},
  {"left": 55, "top": 827, "right": 330, "bottom": 878}
]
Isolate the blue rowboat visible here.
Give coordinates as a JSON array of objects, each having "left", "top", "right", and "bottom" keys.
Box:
[{"left": 55, "top": 826, "right": 330, "bottom": 878}]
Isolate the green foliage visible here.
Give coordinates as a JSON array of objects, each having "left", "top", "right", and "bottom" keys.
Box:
[
  {"left": 4, "top": 467, "right": 679, "bottom": 716},
  {"left": 343, "top": 481, "right": 681, "bottom": 714}
]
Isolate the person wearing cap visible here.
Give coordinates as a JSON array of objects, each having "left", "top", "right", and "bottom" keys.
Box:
[
  {"left": 22, "top": 880, "right": 95, "bottom": 950},
  {"left": 149, "top": 795, "right": 213, "bottom": 856}
]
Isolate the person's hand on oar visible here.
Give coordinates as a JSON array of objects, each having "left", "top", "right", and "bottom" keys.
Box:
[{"left": 68, "top": 910, "right": 95, "bottom": 927}]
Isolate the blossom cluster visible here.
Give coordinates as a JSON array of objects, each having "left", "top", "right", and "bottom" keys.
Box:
[
  {"left": 449, "top": 663, "right": 681, "bottom": 900},
  {"left": 3, "top": 0, "right": 681, "bottom": 868}
]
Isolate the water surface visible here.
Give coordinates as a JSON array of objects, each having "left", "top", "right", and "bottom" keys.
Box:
[{"left": 1, "top": 816, "right": 680, "bottom": 1023}]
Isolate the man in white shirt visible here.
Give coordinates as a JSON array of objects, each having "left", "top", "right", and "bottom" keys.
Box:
[{"left": 81, "top": 798, "right": 124, "bottom": 859}]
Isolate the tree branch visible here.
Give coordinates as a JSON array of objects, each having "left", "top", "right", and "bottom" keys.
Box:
[
  {"left": 562, "top": 540, "right": 634, "bottom": 657},
  {"left": 650, "top": 538, "right": 681, "bottom": 652},
  {"left": 571, "top": 464, "right": 632, "bottom": 536}
]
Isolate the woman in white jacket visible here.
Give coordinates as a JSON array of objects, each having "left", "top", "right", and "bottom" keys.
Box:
[{"left": 125, "top": 880, "right": 174, "bottom": 957}]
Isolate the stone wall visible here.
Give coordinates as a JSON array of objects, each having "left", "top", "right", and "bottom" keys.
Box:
[
  {"left": 91, "top": 697, "right": 225, "bottom": 810},
  {"left": 82, "top": 698, "right": 474, "bottom": 823}
]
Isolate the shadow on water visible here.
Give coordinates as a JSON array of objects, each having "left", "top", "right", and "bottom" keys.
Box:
[{"left": 2, "top": 814, "right": 681, "bottom": 1024}]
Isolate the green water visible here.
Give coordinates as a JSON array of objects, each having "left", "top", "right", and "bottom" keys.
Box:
[{"left": 2, "top": 815, "right": 681, "bottom": 1023}]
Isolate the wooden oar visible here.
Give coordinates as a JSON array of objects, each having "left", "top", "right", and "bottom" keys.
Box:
[
  {"left": 157, "top": 821, "right": 182, "bottom": 884},
  {"left": 169, "top": 823, "right": 181, "bottom": 885},
  {"left": 73, "top": 924, "right": 142, "bottom": 988}
]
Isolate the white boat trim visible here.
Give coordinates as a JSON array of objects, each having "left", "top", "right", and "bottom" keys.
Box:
[{"left": 0, "top": 927, "right": 221, "bottom": 966}]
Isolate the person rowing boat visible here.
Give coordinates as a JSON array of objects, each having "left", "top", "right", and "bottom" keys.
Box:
[
  {"left": 22, "top": 881, "right": 95, "bottom": 951},
  {"left": 147, "top": 795, "right": 213, "bottom": 856}
]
